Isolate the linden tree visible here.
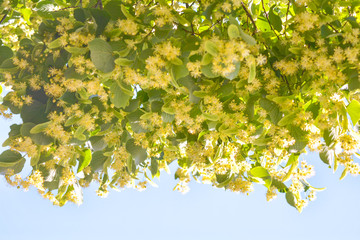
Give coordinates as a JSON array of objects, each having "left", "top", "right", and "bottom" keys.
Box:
[{"left": 1, "top": 0, "right": 360, "bottom": 212}]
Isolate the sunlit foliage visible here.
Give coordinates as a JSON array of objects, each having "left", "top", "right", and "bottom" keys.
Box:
[{"left": 1, "top": 0, "right": 360, "bottom": 212}]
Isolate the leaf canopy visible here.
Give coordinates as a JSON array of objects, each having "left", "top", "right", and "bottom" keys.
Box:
[{"left": 0, "top": 0, "right": 360, "bottom": 211}]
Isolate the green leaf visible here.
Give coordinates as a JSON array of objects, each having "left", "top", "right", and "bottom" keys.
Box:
[
  {"left": 64, "top": 116, "right": 80, "bottom": 126},
  {"left": 259, "top": 98, "right": 282, "bottom": 125},
  {"left": 203, "top": 113, "right": 219, "bottom": 121},
  {"left": 104, "top": 0, "right": 123, "bottom": 19},
  {"left": 90, "top": 151, "right": 108, "bottom": 171},
  {"left": 0, "top": 59, "right": 17, "bottom": 73},
  {"left": 78, "top": 149, "right": 92, "bottom": 173},
  {"left": 20, "top": 122, "right": 53, "bottom": 146},
  {"left": 0, "top": 150, "right": 25, "bottom": 174},
  {"left": 323, "top": 128, "right": 337, "bottom": 147},
  {"left": 192, "top": 91, "right": 208, "bottom": 98},
  {"left": 269, "top": 7, "right": 282, "bottom": 32},
  {"left": 201, "top": 64, "right": 219, "bottom": 78},
  {"left": 217, "top": 83, "right": 234, "bottom": 97},
  {"left": 204, "top": 40, "right": 219, "bottom": 56},
  {"left": 239, "top": 28, "right": 256, "bottom": 45},
  {"left": 121, "top": 4, "right": 135, "bottom": 20},
  {"left": 0, "top": 46, "right": 13, "bottom": 65},
  {"left": 89, "top": 9, "right": 110, "bottom": 36},
  {"left": 30, "top": 152, "right": 40, "bottom": 166},
  {"left": 285, "top": 153, "right": 299, "bottom": 167},
  {"left": 89, "top": 136, "right": 107, "bottom": 151},
  {"left": 171, "top": 57, "right": 183, "bottom": 65},
  {"left": 288, "top": 125, "right": 308, "bottom": 153},
  {"left": 176, "top": 14, "right": 191, "bottom": 27},
  {"left": 65, "top": 47, "right": 89, "bottom": 55},
  {"left": 285, "top": 191, "right": 296, "bottom": 208},
  {"left": 48, "top": 38, "right": 62, "bottom": 49},
  {"left": 346, "top": 69, "right": 360, "bottom": 91},
  {"left": 319, "top": 148, "right": 334, "bottom": 166},
  {"left": 250, "top": 166, "right": 270, "bottom": 178},
  {"left": 278, "top": 112, "right": 297, "bottom": 127},
  {"left": 272, "top": 178, "right": 287, "bottom": 192},
  {"left": 20, "top": 8, "right": 32, "bottom": 25},
  {"left": 88, "top": 38, "right": 115, "bottom": 73},
  {"left": 217, "top": 173, "right": 234, "bottom": 188},
  {"left": 74, "top": 126, "right": 86, "bottom": 141},
  {"left": 171, "top": 64, "right": 189, "bottom": 81},
  {"left": 253, "top": 137, "right": 271, "bottom": 146},
  {"left": 347, "top": 99, "right": 360, "bottom": 124},
  {"left": 283, "top": 156, "right": 299, "bottom": 182},
  {"left": 126, "top": 139, "right": 148, "bottom": 165},
  {"left": 30, "top": 121, "right": 51, "bottom": 134},
  {"left": 162, "top": 103, "right": 176, "bottom": 115},
  {"left": 74, "top": 8, "right": 87, "bottom": 22},
  {"left": 21, "top": 100, "right": 47, "bottom": 124},
  {"left": 201, "top": 53, "right": 213, "bottom": 65},
  {"left": 119, "top": 82, "right": 134, "bottom": 96},
  {"left": 228, "top": 24, "right": 240, "bottom": 39},
  {"left": 340, "top": 168, "right": 348, "bottom": 180},
  {"left": 306, "top": 102, "right": 320, "bottom": 119},
  {"left": 110, "top": 82, "right": 131, "bottom": 108},
  {"left": 288, "top": 47, "right": 302, "bottom": 55},
  {"left": 150, "top": 158, "right": 159, "bottom": 177},
  {"left": 115, "top": 57, "right": 133, "bottom": 66},
  {"left": 248, "top": 61, "right": 256, "bottom": 83}
]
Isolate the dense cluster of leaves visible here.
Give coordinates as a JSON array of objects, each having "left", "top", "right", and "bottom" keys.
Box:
[{"left": 1, "top": 0, "right": 360, "bottom": 211}]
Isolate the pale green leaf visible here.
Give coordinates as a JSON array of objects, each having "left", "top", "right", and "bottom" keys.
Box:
[
  {"left": 248, "top": 62, "right": 256, "bottom": 83},
  {"left": 204, "top": 40, "right": 219, "bottom": 56},
  {"left": 347, "top": 100, "right": 360, "bottom": 124},
  {"left": 88, "top": 38, "right": 115, "bottom": 73},
  {"left": 78, "top": 149, "right": 92, "bottom": 173},
  {"left": 239, "top": 28, "right": 256, "bottom": 45},
  {"left": 115, "top": 57, "right": 133, "bottom": 66},
  {"left": 250, "top": 166, "right": 270, "bottom": 178},
  {"left": 48, "top": 38, "right": 62, "bottom": 49},
  {"left": 228, "top": 24, "right": 240, "bottom": 39},
  {"left": 30, "top": 121, "right": 51, "bottom": 134}
]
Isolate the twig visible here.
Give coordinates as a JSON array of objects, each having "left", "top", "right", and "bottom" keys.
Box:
[
  {"left": 241, "top": 1, "right": 257, "bottom": 34},
  {"left": 327, "top": 23, "right": 339, "bottom": 33},
  {"left": 261, "top": 0, "right": 280, "bottom": 40},
  {"left": 283, "top": 0, "right": 290, "bottom": 37},
  {"left": 143, "top": 26, "right": 155, "bottom": 40},
  {"left": 189, "top": 1, "right": 196, "bottom": 7},
  {"left": 209, "top": 19, "right": 222, "bottom": 30},
  {"left": 0, "top": 12, "right": 8, "bottom": 25},
  {"left": 173, "top": 21, "right": 200, "bottom": 36},
  {"left": 263, "top": 44, "right": 293, "bottom": 94},
  {"left": 281, "top": 75, "right": 292, "bottom": 94},
  {"left": 94, "top": 0, "right": 103, "bottom": 9}
]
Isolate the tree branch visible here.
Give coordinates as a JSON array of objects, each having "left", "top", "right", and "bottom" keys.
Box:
[
  {"left": 261, "top": 0, "right": 280, "bottom": 40},
  {"left": 241, "top": 1, "right": 257, "bottom": 34}
]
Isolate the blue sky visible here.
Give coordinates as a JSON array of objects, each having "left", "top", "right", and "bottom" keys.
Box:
[{"left": 0, "top": 96, "right": 360, "bottom": 240}]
